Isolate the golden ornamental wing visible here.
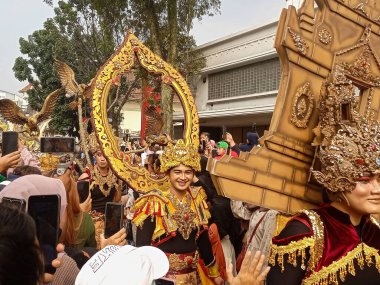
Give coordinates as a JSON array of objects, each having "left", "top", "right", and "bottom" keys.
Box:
[
  {"left": 0, "top": 99, "right": 29, "bottom": 125},
  {"left": 35, "top": 88, "right": 64, "bottom": 124},
  {"left": 82, "top": 78, "right": 95, "bottom": 99},
  {"left": 54, "top": 59, "right": 80, "bottom": 97},
  {"left": 132, "top": 191, "right": 169, "bottom": 227}
]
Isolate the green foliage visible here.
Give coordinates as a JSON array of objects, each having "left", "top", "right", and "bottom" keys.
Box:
[{"left": 14, "top": 0, "right": 220, "bottom": 135}]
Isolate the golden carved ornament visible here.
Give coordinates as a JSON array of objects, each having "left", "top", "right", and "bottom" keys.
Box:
[
  {"left": 290, "top": 82, "right": 314, "bottom": 128},
  {"left": 311, "top": 66, "right": 380, "bottom": 193},
  {"left": 39, "top": 153, "right": 61, "bottom": 171},
  {"left": 91, "top": 32, "right": 199, "bottom": 193},
  {"left": 159, "top": 139, "right": 200, "bottom": 172},
  {"left": 318, "top": 28, "right": 332, "bottom": 45},
  {"left": 0, "top": 119, "right": 9, "bottom": 132},
  {"left": 288, "top": 28, "right": 309, "bottom": 55}
]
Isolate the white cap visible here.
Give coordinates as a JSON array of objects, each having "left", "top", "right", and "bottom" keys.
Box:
[{"left": 75, "top": 245, "right": 169, "bottom": 285}]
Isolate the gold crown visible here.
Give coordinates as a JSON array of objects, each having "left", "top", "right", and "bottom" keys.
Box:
[
  {"left": 311, "top": 65, "right": 380, "bottom": 192},
  {"left": 39, "top": 153, "right": 61, "bottom": 171},
  {"left": 159, "top": 139, "right": 200, "bottom": 172},
  {"left": 88, "top": 132, "right": 101, "bottom": 154}
]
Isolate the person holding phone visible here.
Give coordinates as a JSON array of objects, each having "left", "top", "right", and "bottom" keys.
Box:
[
  {"left": 0, "top": 150, "right": 21, "bottom": 174},
  {"left": 133, "top": 139, "right": 224, "bottom": 285},
  {"left": 0, "top": 203, "right": 55, "bottom": 285},
  {"left": 0, "top": 175, "right": 83, "bottom": 285}
]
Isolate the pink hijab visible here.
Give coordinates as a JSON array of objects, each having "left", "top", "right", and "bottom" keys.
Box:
[{"left": 0, "top": 174, "right": 67, "bottom": 221}]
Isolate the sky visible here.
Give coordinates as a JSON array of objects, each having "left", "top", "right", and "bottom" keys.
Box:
[{"left": 0, "top": 0, "right": 291, "bottom": 94}]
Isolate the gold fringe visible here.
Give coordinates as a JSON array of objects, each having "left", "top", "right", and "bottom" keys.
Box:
[
  {"left": 304, "top": 243, "right": 380, "bottom": 285},
  {"left": 299, "top": 210, "right": 325, "bottom": 270},
  {"left": 269, "top": 237, "right": 315, "bottom": 272}
]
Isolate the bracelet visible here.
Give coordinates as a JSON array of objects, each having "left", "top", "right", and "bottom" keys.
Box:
[{"left": 206, "top": 261, "right": 220, "bottom": 278}]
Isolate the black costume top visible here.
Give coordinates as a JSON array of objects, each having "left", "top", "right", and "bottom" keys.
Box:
[
  {"left": 133, "top": 187, "right": 215, "bottom": 269},
  {"left": 267, "top": 205, "right": 380, "bottom": 285}
]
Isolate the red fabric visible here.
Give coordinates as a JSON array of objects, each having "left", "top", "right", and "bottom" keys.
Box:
[
  {"left": 140, "top": 85, "right": 161, "bottom": 140},
  {"left": 214, "top": 150, "right": 238, "bottom": 160},
  {"left": 208, "top": 223, "right": 227, "bottom": 280},
  {"left": 273, "top": 204, "right": 380, "bottom": 277}
]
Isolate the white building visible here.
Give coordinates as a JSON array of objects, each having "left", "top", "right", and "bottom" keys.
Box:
[
  {"left": 174, "top": 21, "right": 280, "bottom": 143},
  {"left": 0, "top": 89, "right": 28, "bottom": 111}
]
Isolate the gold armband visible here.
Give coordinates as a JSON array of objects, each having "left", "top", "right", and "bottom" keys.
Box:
[{"left": 206, "top": 261, "right": 220, "bottom": 278}]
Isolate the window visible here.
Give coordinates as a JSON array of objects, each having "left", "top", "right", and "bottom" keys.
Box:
[{"left": 208, "top": 58, "right": 281, "bottom": 100}]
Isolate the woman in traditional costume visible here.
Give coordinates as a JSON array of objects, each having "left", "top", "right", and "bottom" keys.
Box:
[
  {"left": 79, "top": 133, "right": 122, "bottom": 247},
  {"left": 267, "top": 73, "right": 380, "bottom": 285}
]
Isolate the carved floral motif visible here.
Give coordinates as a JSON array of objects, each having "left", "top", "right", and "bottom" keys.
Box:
[
  {"left": 290, "top": 82, "right": 314, "bottom": 128},
  {"left": 318, "top": 28, "right": 332, "bottom": 45},
  {"left": 340, "top": 46, "right": 380, "bottom": 87},
  {"left": 288, "top": 28, "right": 309, "bottom": 55}
]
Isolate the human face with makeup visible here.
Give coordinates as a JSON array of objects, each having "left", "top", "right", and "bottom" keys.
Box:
[{"left": 332, "top": 174, "right": 380, "bottom": 225}]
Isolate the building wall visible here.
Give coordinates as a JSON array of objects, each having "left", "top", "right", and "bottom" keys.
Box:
[
  {"left": 0, "top": 90, "right": 28, "bottom": 111},
  {"left": 174, "top": 21, "right": 280, "bottom": 143}
]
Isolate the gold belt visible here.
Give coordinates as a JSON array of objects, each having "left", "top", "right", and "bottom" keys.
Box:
[{"left": 166, "top": 251, "right": 199, "bottom": 273}]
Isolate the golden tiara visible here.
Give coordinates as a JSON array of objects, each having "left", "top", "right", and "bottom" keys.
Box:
[{"left": 159, "top": 139, "right": 200, "bottom": 172}]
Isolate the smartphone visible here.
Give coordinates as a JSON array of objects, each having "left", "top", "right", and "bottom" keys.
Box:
[
  {"left": 104, "top": 202, "right": 124, "bottom": 239},
  {"left": 28, "top": 195, "right": 61, "bottom": 274},
  {"left": 40, "top": 137, "right": 75, "bottom": 153},
  {"left": 201, "top": 140, "right": 206, "bottom": 150},
  {"left": 1, "top": 197, "right": 26, "bottom": 211},
  {"left": 77, "top": 180, "right": 90, "bottom": 203},
  {"left": 2, "top": 131, "right": 18, "bottom": 156},
  {"left": 152, "top": 278, "right": 176, "bottom": 285}
]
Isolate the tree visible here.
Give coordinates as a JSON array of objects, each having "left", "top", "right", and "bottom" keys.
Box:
[
  {"left": 15, "top": 0, "right": 220, "bottom": 136},
  {"left": 13, "top": 18, "right": 78, "bottom": 134},
  {"left": 14, "top": 0, "right": 128, "bottom": 135},
  {"left": 86, "top": 0, "right": 221, "bottom": 135}
]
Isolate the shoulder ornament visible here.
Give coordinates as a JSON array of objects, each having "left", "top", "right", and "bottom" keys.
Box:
[
  {"left": 269, "top": 210, "right": 325, "bottom": 273},
  {"left": 132, "top": 190, "right": 169, "bottom": 228}
]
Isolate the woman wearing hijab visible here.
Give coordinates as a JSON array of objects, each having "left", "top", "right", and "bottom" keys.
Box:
[{"left": 0, "top": 174, "right": 79, "bottom": 285}]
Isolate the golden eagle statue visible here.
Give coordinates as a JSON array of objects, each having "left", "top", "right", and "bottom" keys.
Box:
[
  {"left": 54, "top": 59, "right": 94, "bottom": 168},
  {"left": 54, "top": 59, "right": 94, "bottom": 109},
  {"left": 0, "top": 88, "right": 63, "bottom": 137}
]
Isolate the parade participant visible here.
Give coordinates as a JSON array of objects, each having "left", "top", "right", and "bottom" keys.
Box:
[
  {"left": 267, "top": 73, "right": 380, "bottom": 285},
  {"left": 78, "top": 133, "right": 122, "bottom": 248},
  {"left": 133, "top": 139, "right": 224, "bottom": 284},
  {"left": 79, "top": 133, "right": 122, "bottom": 213}
]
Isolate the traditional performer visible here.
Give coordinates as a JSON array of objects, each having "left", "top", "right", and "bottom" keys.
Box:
[
  {"left": 79, "top": 132, "right": 122, "bottom": 248},
  {"left": 267, "top": 70, "right": 380, "bottom": 285},
  {"left": 79, "top": 132, "right": 122, "bottom": 213},
  {"left": 132, "top": 139, "right": 223, "bottom": 285}
]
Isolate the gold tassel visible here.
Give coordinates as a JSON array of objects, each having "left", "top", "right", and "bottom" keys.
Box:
[
  {"left": 269, "top": 237, "right": 315, "bottom": 272},
  {"left": 304, "top": 243, "right": 380, "bottom": 285}
]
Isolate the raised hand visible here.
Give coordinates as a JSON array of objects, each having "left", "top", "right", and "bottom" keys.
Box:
[{"left": 227, "top": 251, "right": 270, "bottom": 285}]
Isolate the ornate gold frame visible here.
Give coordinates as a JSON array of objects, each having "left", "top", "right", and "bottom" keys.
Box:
[{"left": 91, "top": 32, "right": 199, "bottom": 193}]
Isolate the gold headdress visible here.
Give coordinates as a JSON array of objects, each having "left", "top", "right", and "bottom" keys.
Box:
[
  {"left": 159, "top": 139, "right": 200, "bottom": 172},
  {"left": 311, "top": 66, "right": 380, "bottom": 192},
  {"left": 88, "top": 132, "right": 101, "bottom": 154}
]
